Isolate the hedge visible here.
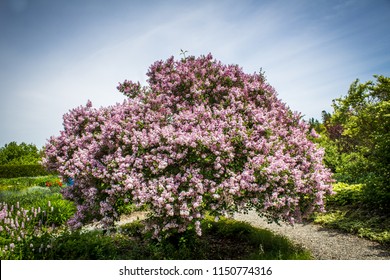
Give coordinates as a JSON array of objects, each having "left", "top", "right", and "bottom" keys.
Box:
[{"left": 0, "top": 164, "right": 54, "bottom": 178}]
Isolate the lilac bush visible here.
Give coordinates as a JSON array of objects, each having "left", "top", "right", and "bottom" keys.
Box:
[{"left": 43, "top": 54, "right": 333, "bottom": 237}]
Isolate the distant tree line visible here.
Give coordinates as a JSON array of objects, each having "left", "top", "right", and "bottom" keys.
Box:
[
  {"left": 0, "top": 141, "right": 41, "bottom": 165},
  {"left": 0, "top": 142, "right": 50, "bottom": 178}
]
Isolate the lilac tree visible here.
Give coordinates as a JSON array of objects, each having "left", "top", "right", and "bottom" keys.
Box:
[{"left": 43, "top": 54, "right": 333, "bottom": 237}]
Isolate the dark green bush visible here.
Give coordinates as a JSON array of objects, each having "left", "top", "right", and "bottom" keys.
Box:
[{"left": 0, "top": 164, "right": 53, "bottom": 178}]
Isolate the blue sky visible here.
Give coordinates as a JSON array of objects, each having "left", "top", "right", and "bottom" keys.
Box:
[{"left": 1, "top": 0, "right": 389, "bottom": 148}]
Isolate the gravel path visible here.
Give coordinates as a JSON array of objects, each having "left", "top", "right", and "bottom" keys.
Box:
[{"left": 234, "top": 211, "right": 390, "bottom": 260}]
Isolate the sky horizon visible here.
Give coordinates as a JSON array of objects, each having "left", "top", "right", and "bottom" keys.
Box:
[{"left": 1, "top": 0, "right": 390, "bottom": 148}]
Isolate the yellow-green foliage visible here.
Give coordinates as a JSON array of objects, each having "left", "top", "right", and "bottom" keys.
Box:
[
  {"left": 326, "top": 182, "right": 364, "bottom": 206},
  {"left": 315, "top": 182, "right": 390, "bottom": 245}
]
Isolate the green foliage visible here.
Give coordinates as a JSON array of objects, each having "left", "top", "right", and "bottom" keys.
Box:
[
  {"left": 332, "top": 76, "right": 389, "bottom": 211},
  {"left": 0, "top": 190, "right": 75, "bottom": 225},
  {"left": 0, "top": 142, "right": 51, "bottom": 179},
  {"left": 0, "top": 186, "right": 50, "bottom": 206},
  {"left": 0, "top": 199, "right": 65, "bottom": 260},
  {"left": 37, "top": 196, "right": 76, "bottom": 227},
  {"left": 309, "top": 131, "right": 340, "bottom": 173},
  {"left": 313, "top": 75, "right": 390, "bottom": 212},
  {"left": 0, "top": 176, "right": 76, "bottom": 260},
  {"left": 0, "top": 164, "right": 52, "bottom": 178},
  {"left": 0, "top": 142, "right": 41, "bottom": 165},
  {"left": 334, "top": 153, "right": 370, "bottom": 183},
  {"left": 0, "top": 175, "right": 62, "bottom": 191},
  {"left": 313, "top": 182, "right": 390, "bottom": 245},
  {"left": 314, "top": 208, "right": 390, "bottom": 245},
  {"left": 325, "top": 183, "right": 364, "bottom": 206},
  {"left": 0, "top": 179, "right": 76, "bottom": 227},
  {"left": 48, "top": 230, "right": 121, "bottom": 260}
]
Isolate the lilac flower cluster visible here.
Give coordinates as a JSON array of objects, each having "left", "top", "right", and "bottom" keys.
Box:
[{"left": 43, "top": 54, "right": 333, "bottom": 237}]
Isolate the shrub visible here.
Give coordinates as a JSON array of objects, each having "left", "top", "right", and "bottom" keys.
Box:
[
  {"left": 0, "top": 164, "right": 52, "bottom": 178},
  {"left": 325, "top": 183, "right": 364, "bottom": 206},
  {"left": 43, "top": 54, "right": 333, "bottom": 238},
  {"left": 320, "top": 76, "right": 390, "bottom": 212}
]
